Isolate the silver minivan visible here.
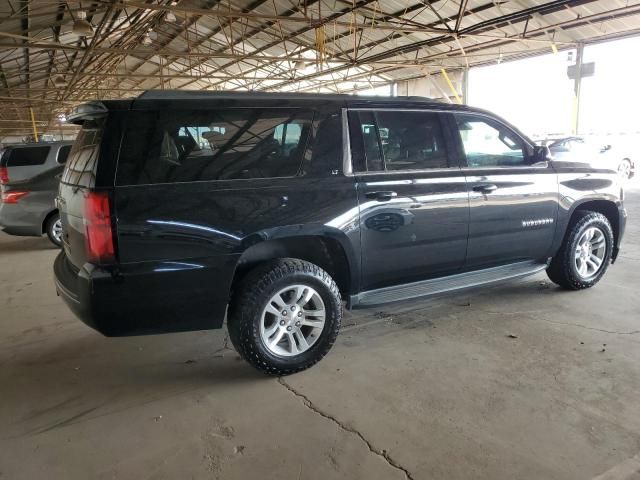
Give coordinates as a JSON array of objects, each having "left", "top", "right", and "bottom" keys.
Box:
[{"left": 0, "top": 141, "right": 73, "bottom": 185}]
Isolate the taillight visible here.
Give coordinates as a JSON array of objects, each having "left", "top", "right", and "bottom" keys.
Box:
[
  {"left": 1, "top": 190, "right": 29, "bottom": 204},
  {"left": 0, "top": 167, "right": 8, "bottom": 184},
  {"left": 83, "top": 191, "right": 115, "bottom": 264}
]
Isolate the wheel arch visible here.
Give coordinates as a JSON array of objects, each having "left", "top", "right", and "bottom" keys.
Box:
[
  {"left": 230, "top": 234, "right": 357, "bottom": 300},
  {"left": 571, "top": 199, "right": 620, "bottom": 246},
  {"left": 41, "top": 208, "right": 59, "bottom": 234}
]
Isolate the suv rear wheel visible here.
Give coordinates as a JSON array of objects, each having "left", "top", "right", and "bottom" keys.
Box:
[
  {"left": 547, "top": 210, "right": 613, "bottom": 290},
  {"left": 228, "top": 259, "right": 342, "bottom": 375},
  {"left": 45, "top": 212, "right": 63, "bottom": 247}
]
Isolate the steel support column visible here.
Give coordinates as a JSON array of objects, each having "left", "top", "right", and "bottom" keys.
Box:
[
  {"left": 462, "top": 67, "right": 470, "bottom": 104},
  {"left": 572, "top": 43, "right": 584, "bottom": 135}
]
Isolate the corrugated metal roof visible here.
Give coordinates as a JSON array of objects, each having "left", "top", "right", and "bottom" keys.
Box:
[{"left": 1, "top": 0, "right": 640, "bottom": 136}]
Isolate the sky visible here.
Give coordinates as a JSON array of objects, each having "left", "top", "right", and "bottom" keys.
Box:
[
  {"left": 468, "top": 36, "right": 640, "bottom": 138},
  {"left": 358, "top": 35, "right": 640, "bottom": 140}
]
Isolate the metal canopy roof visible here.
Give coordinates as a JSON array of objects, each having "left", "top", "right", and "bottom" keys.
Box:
[{"left": 1, "top": 0, "right": 640, "bottom": 137}]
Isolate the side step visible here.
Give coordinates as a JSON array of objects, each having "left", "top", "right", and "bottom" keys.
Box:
[{"left": 350, "top": 260, "right": 549, "bottom": 308}]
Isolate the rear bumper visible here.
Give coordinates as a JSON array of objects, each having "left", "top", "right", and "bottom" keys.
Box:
[
  {"left": 0, "top": 203, "right": 43, "bottom": 237},
  {"left": 53, "top": 251, "right": 238, "bottom": 336}
]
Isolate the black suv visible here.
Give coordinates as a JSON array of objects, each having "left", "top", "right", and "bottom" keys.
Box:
[{"left": 54, "top": 91, "right": 626, "bottom": 375}]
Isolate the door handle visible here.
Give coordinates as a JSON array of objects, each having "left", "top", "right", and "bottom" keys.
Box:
[
  {"left": 365, "top": 191, "right": 398, "bottom": 202},
  {"left": 472, "top": 183, "right": 497, "bottom": 194}
]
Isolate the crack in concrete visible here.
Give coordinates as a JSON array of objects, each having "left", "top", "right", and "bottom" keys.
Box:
[
  {"left": 536, "top": 319, "right": 640, "bottom": 336},
  {"left": 278, "top": 378, "right": 415, "bottom": 480},
  {"left": 212, "top": 332, "right": 231, "bottom": 356},
  {"left": 482, "top": 310, "right": 640, "bottom": 336}
]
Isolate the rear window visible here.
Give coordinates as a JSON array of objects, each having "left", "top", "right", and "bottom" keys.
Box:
[
  {"left": 116, "top": 109, "right": 313, "bottom": 185},
  {"left": 61, "top": 118, "right": 105, "bottom": 187},
  {"left": 2, "top": 145, "right": 50, "bottom": 167},
  {"left": 56, "top": 145, "right": 71, "bottom": 164}
]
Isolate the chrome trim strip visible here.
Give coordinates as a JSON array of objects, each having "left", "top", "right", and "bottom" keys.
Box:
[{"left": 355, "top": 167, "right": 464, "bottom": 177}]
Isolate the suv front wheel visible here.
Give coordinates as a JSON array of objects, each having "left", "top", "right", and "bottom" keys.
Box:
[
  {"left": 228, "top": 259, "right": 342, "bottom": 375},
  {"left": 547, "top": 210, "right": 613, "bottom": 290}
]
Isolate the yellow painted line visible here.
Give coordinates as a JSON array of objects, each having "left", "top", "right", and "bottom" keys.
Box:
[{"left": 440, "top": 68, "right": 462, "bottom": 104}]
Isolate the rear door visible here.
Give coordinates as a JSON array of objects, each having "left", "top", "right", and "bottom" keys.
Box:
[
  {"left": 57, "top": 117, "right": 106, "bottom": 270},
  {"left": 1, "top": 145, "right": 51, "bottom": 182},
  {"left": 451, "top": 113, "right": 559, "bottom": 268},
  {"left": 348, "top": 108, "right": 469, "bottom": 291}
]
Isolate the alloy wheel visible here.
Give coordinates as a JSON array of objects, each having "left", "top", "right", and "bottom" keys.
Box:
[
  {"left": 574, "top": 227, "right": 606, "bottom": 279},
  {"left": 260, "top": 284, "right": 326, "bottom": 357},
  {"left": 52, "top": 218, "right": 63, "bottom": 243}
]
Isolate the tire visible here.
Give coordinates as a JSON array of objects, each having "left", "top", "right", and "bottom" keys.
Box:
[
  {"left": 618, "top": 159, "right": 633, "bottom": 180},
  {"left": 45, "top": 212, "right": 63, "bottom": 247},
  {"left": 228, "top": 258, "right": 342, "bottom": 376},
  {"left": 546, "top": 210, "right": 613, "bottom": 290}
]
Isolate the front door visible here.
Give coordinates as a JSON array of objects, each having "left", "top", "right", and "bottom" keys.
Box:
[
  {"left": 348, "top": 109, "right": 469, "bottom": 291},
  {"left": 451, "top": 113, "right": 559, "bottom": 268}
]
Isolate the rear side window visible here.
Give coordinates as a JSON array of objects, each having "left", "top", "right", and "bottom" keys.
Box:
[
  {"left": 348, "top": 110, "right": 449, "bottom": 172},
  {"left": 57, "top": 145, "right": 71, "bottom": 164},
  {"left": 3, "top": 146, "right": 50, "bottom": 167},
  {"left": 117, "top": 109, "right": 314, "bottom": 185},
  {"left": 62, "top": 117, "right": 105, "bottom": 187}
]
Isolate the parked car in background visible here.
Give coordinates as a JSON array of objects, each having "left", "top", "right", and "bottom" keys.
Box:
[
  {"left": 54, "top": 92, "right": 626, "bottom": 375},
  {"left": 546, "top": 136, "right": 635, "bottom": 179},
  {"left": 0, "top": 164, "right": 64, "bottom": 246},
  {"left": 0, "top": 141, "right": 72, "bottom": 185}
]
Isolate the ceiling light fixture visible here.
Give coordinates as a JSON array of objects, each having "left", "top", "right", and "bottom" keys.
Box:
[
  {"left": 165, "top": 11, "right": 176, "bottom": 23},
  {"left": 142, "top": 32, "right": 153, "bottom": 46},
  {"left": 73, "top": 10, "right": 94, "bottom": 37},
  {"left": 53, "top": 75, "right": 67, "bottom": 87}
]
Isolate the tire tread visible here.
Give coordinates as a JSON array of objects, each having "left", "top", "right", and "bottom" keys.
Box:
[
  {"left": 547, "top": 210, "right": 613, "bottom": 290},
  {"left": 228, "top": 258, "right": 341, "bottom": 376}
]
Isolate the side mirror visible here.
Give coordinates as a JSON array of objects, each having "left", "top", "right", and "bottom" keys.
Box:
[{"left": 532, "top": 145, "right": 552, "bottom": 164}]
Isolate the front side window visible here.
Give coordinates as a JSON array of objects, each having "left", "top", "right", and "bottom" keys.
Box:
[
  {"left": 117, "top": 109, "right": 313, "bottom": 185},
  {"left": 455, "top": 114, "right": 531, "bottom": 167},
  {"left": 348, "top": 110, "right": 449, "bottom": 172}
]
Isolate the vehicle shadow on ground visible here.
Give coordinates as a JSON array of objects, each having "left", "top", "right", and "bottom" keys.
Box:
[{"left": 2, "top": 328, "right": 269, "bottom": 438}]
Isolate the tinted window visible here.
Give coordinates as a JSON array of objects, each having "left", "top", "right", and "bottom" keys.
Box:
[
  {"left": 348, "top": 111, "right": 381, "bottom": 172},
  {"left": 61, "top": 117, "right": 105, "bottom": 187},
  {"left": 304, "top": 112, "right": 342, "bottom": 175},
  {"left": 455, "top": 115, "right": 529, "bottom": 167},
  {"left": 4, "top": 146, "right": 50, "bottom": 166},
  {"left": 117, "top": 109, "right": 313, "bottom": 185},
  {"left": 349, "top": 110, "right": 449, "bottom": 172},
  {"left": 57, "top": 145, "right": 71, "bottom": 164},
  {"left": 376, "top": 111, "right": 448, "bottom": 171}
]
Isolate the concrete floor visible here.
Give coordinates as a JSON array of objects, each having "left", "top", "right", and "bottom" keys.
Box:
[{"left": 1, "top": 188, "right": 639, "bottom": 480}]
